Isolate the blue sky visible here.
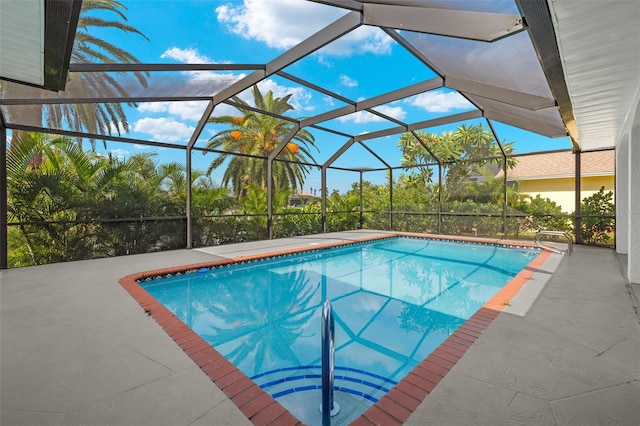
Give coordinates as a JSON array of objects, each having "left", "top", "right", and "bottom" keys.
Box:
[{"left": 88, "top": 0, "right": 572, "bottom": 193}]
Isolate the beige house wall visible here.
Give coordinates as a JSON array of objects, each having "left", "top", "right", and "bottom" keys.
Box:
[{"left": 518, "top": 176, "right": 614, "bottom": 213}]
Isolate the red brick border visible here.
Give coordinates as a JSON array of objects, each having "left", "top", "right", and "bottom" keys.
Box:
[{"left": 119, "top": 234, "right": 551, "bottom": 426}]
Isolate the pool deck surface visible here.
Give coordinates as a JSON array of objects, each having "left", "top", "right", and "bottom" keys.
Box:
[{"left": 1, "top": 230, "right": 639, "bottom": 425}]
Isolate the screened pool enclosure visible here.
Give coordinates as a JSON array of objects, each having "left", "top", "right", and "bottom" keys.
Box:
[{"left": 0, "top": 0, "right": 624, "bottom": 268}]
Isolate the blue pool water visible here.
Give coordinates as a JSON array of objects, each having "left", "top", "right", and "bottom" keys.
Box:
[{"left": 142, "top": 237, "right": 539, "bottom": 425}]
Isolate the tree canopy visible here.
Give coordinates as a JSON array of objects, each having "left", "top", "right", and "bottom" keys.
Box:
[
  {"left": 397, "top": 123, "right": 517, "bottom": 199},
  {"left": 204, "top": 85, "right": 318, "bottom": 198}
]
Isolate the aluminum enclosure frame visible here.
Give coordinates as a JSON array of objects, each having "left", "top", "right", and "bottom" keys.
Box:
[{"left": 1, "top": 0, "right": 582, "bottom": 268}]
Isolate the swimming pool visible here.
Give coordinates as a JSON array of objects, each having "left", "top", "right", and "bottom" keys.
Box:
[{"left": 129, "top": 235, "right": 543, "bottom": 426}]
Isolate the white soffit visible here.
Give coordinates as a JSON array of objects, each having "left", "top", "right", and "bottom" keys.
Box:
[
  {"left": 0, "top": 0, "right": 44, "bottom": 86},
  {"left": 549, "top": 0, "right": 640, "bottom": 151}
]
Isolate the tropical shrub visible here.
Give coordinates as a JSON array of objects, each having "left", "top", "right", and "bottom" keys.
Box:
[
  {"left": 579, "top": 186, "right": 614, "bottom": 245},
  {"left": 441, "top": 200, "right": 504, "bottom": 237},
  {"left": 6, "top": 133, "right": 232, "bottom": 266},
  {"left": 510, "top": 194, "right": 572, "bottom": 237},
  {"left": 273, "top": 205, "right": 323, "bottom": 238}
]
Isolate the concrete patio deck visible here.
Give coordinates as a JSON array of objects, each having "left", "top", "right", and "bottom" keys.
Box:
[{"left": 1, "top": 230, "right": 639, "bottom": 425}]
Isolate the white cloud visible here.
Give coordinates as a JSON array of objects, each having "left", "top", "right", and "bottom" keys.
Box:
[
  {"left": 109, "top": 148, "right": 130, "bottom": 160},
  {"left": 216, "top": 0, "right": 340, "bottom": 50},
  {"left": 223, "top": 79, "right": 314, "bottom": 114},
  {"left": 147, "top": 47, "right": 249, "bottom": 121},
  {"left": 159, "top": 46, "right": 244, "bottom": 88},
  {"left": 137, "top": 103, "right": 167, "bottom": 114},
  {"left": 374, "top": 104, "right": 406, "bottom": 121},
  {"left": 328, "top": 26, "right": 392, "bottom": 56},
  {"left": 138, "top": 101, "right": 209, "bottom": 121},
  {"left": 133, "top": 117, "right": 195, "bottom": 143},
  {"left": 258, "top": 79, "right": 313, "bottom": 112},
  {"left": 210, "top": 103, "right": 243, "bottom": 118},
  {"left": 215, "top": 1, "right": 392, "bottom": 57},
  {"left": 170, "top": 101, "right": 210, "bottom": 121},
  {"left": 337, "top": 104, "right": 406, "bottom": 124},
  {"left": 155, "top": 46, "right": 315, "bottom": 120},
  {"left": 317, "top": 55, "right": 334, "bottom": 67},
  {"left": 323, "top": 95, "right": 335, "bottom": 107},
  {"left": 408, "top": 91, "right": 473, "bottom": 113},
  {"left": 161, "top": 47, "right": 214, "bottom": 64},
  {"left": 339, "top": 74, "right": 358, "bottom": 88},
  {"left": 337, "top": 110, "right": 382, "bottom": 124}
]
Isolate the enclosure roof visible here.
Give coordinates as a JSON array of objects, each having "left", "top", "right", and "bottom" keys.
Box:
[{"left": 0, "top": 0, "right": 636, "bottom": 159}]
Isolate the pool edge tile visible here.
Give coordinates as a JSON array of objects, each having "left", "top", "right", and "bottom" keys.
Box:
[
  {"left": 118, "top": 234, "right": 553, "bottom": 426},
  {"left": 375, "top": 396, "right": 413, "bottom": 423}
]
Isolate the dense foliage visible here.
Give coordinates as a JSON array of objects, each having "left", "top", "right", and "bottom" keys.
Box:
[
  {"left": 3, "top": 4, "right": 615, "bottom": 267},
  {"left": 7, "top": 133, "right": 232, "bottom": 266},
  {"left": 397, "top": 124, "right": 516, "bottom": 202},
  {"left": 6, "top": 129, "right": 614, "bottom": 267}
]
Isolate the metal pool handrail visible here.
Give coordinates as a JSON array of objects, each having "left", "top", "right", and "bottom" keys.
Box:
[
  {"left": 534, "top": 230, "right": 573, "bottom": 255},
  {"left": 321, "top": 299, "right": 339, "bottom": 425}
]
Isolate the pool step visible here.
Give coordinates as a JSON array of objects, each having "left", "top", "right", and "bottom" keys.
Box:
[{"left": 251, "top": 365, "right": 397, "bottom": 404}]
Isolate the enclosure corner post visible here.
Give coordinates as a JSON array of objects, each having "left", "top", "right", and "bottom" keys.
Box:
[
  {"left": 321, "top": 165, "right": 327, "bottom": 233},
  {"left": 359, "top": 170, "right": 364, "bottom": 229},
  {"left": 389, "top": 168, "right": 394, "bottom": 231},
  {"left": 574, "top": 150, "right": 582, "bottom": 244},
  {"left": 186, "top": 147, "right": 193, "bottom": 249},
  {"left": 437, "top": 163, "right": 443, "bottom": 234},
  {"left": 267, "top": 158, "right": 274, "bottom": 239},
  {"left": 502, "top": 154, "right": 508, "bottom": 238}
]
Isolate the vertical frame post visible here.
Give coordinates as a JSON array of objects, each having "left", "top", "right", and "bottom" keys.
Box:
[
  {"left": 389, "top": 168, "right": 394, "bottom": 231},
  {"left": 359, "top": 170, "right": 363, "bottom": 229},
  {"left": 186, "top": 147, "right": 192, "bottom": 249},
  {"left": 575, "top": 150, "right": 582, "bottom": 244},
  {"left": 438, "top": 163, "right": 443, "bottom": 234}
]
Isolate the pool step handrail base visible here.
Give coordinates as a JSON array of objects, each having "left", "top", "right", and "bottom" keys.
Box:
[
  {"left": 321, "top": 299, "right": 339, "bottom": 425},
  {"left": 534, "top": 230, "right": 573, "bottom": 255}
]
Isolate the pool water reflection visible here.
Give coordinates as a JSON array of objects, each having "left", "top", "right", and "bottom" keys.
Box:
[{"left": 141, "top": 237, "right": 538, "bottom": 425}]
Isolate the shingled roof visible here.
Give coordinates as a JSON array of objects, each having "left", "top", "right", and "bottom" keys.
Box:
[{"left": 496, "top": 150, "right": 614, "bottom": 181}]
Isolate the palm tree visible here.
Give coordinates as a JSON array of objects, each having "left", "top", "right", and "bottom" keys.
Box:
[
  {"left": 6, "top": 0, "right": 148, "bottom": 146},
  {"left": 6, "top": 135, "right": 182, "bottom": 265},
  {"left": 398, "top": 124, "right": 517, "bottom": 201},
  {"left": 62, "top": 0, "right": 148, "bottom": 139},
  {"left": 204, "top": 85, "right": 318, "bottom": 198},
  {"left": 6, "top": 133, "right": 74, "bottom": 264},
  {"left": 5, "top": 133, "right": 132, "bottom": 264}
]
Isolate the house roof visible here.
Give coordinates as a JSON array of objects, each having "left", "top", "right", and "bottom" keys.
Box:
[
  {"left": 497, "top": 150, "right": 614, "bottom": 181},
  {"left": 290, "top": 190, "right": 316, "bottom": 199}
]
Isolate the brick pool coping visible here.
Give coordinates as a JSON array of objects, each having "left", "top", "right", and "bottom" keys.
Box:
[{"left": 119, "top": 234, "right": 551, "bottom": 426}]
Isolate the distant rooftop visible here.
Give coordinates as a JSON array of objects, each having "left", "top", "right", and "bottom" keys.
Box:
[{"left": 497, "top": 150, "right": 614, "bottom": 181}]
